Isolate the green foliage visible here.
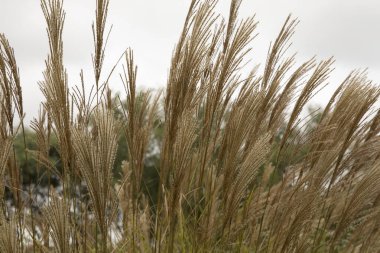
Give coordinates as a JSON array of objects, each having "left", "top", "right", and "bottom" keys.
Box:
[{"left": 13, "top": 130, "right": 61, "bottom": 186}]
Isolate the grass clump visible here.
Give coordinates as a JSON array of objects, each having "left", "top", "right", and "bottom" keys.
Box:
[{"left": 1, "top": 0, "right": 380, "bottom": 252}]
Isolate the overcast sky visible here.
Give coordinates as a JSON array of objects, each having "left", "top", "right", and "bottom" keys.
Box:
[{"left": 1, "top": 0, "right": 380, "bottom": 124}]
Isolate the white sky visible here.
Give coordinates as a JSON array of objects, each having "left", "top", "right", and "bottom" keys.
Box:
[{"left": 1, "top": 0, "right": 380, "bottom": 124}]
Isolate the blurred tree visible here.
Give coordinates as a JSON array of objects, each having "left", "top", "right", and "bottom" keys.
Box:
[{"left": 13, "top": 130, "right": 61, "bottom": 186}]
